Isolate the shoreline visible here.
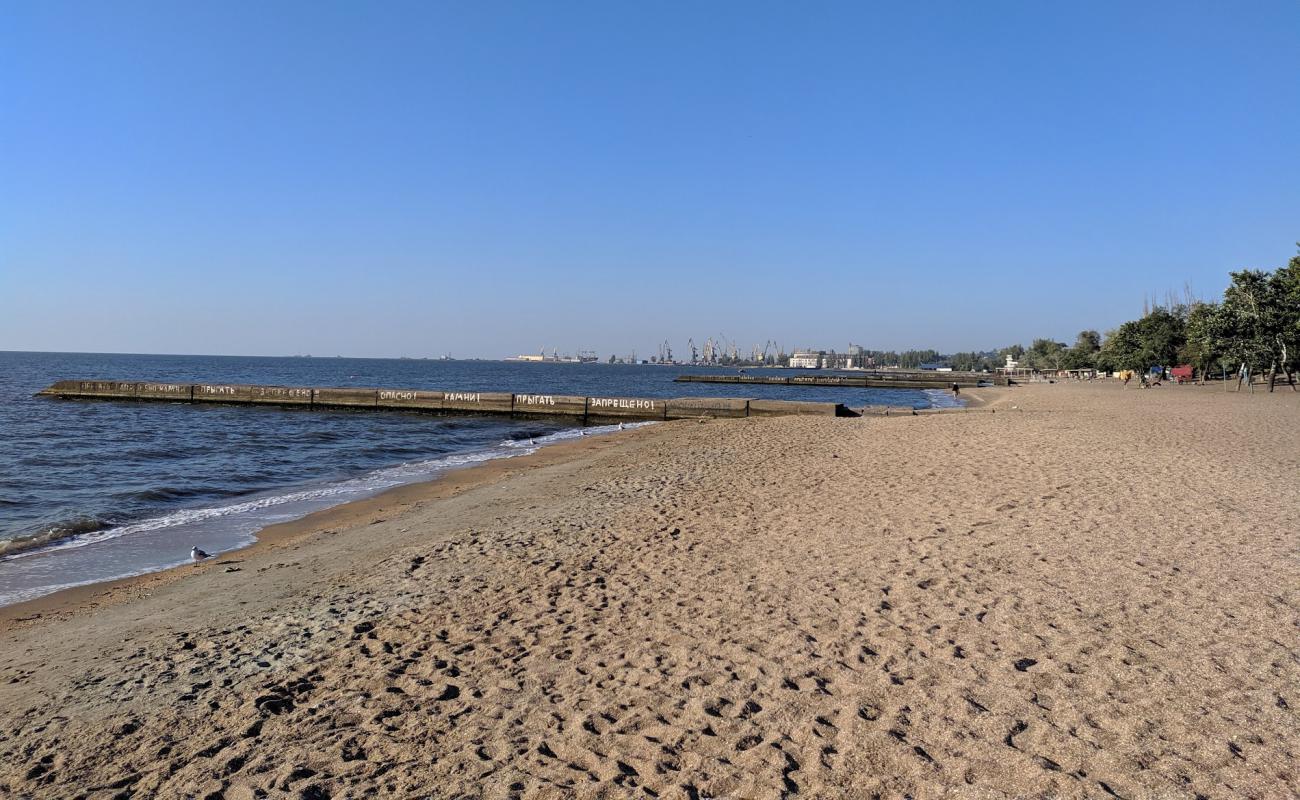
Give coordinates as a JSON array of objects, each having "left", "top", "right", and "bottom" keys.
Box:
[
  {"left": 2, "top": 381, "right": 1295, "bottom": 797},
  {"left": 0, "top": 423, "right": 651, "bottom": 631},
  {"left": 0, "top": 391, "right": 1001, "bottom": 630}
]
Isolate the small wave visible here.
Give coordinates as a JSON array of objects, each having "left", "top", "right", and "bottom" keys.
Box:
[
  {"left": 500, "top": 421, "right": 651, "bottom": 450},
  {"left": 0, "top": 516, "right": 108, "bottom": 558},
  {"left": 0, "top": 482, "right": 391, "bottom": 562},
  {"left": 921, "top": 388, "right": 965, "bottom": 409},
  {"left": 354, "top": 446, "right": 432, "bottom": 460},
  {"left": 111, "top": 485, "right": 251, "bottom": 503},
  {"left": 504, "top": 426, "right": 564, "bottom": 442},
  {"left": 123, "top": 447, "right": 191, "bottom": 461},
  {"left": 0, "top": 421, "right": 655, "bottom": 564},
  {"left": 112, "top": 486, "right": 199, "bottom": 503},
  {"left": 293, "top": 431, "right": 345, "bottom": 443}
]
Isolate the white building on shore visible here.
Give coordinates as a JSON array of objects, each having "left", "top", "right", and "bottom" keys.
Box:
[{"left": 789, "top": 351, "right": 823, "bottom": 369}]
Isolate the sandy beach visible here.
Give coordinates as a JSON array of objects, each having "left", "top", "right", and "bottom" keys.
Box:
[{"left": 1, "top": 382, "right": 1297, "bottom": 799}]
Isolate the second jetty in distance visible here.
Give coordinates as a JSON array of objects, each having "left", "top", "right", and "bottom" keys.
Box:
[
  {"left": 35, "top": 380, "right": 864, "bottom": 422},
  {"left": 675, "top": 369, "right": 1003, "bottom": 389}
]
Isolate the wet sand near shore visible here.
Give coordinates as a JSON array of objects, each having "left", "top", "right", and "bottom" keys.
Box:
[
  {"left": 1, "top": 383, "right": 1297, "bottom": 799},
  {"left": 0, "top": 429, "right": 642, "bottom": 631}
]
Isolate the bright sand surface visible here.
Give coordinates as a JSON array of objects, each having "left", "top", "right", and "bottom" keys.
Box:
[{"left": 1, "top": 382, "right": 1297, "bottom": 799}]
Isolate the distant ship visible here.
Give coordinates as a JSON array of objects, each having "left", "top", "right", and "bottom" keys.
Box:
[
  {"left": 399, "top": 353, "right": 453, "bottom": 361},
  {"left": 506, "top": 349, "right": 598, "bottom": 364}
]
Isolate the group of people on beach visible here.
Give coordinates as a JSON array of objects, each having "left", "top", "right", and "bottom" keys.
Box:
[{"left": 1122, "top": 372, "right": 1161, "bottom": 388}]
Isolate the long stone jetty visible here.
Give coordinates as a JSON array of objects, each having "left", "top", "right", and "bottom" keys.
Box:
[
  {"left": 675, "top": 370, "right": 1003, "bottom": 389},
  {"left": 36, "top": 380, "right": 859, "bottom": 421}
]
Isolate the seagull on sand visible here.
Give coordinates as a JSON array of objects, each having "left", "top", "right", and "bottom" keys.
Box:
[{"left": 191, "top": 546, "right": 211, "bottom": 562}]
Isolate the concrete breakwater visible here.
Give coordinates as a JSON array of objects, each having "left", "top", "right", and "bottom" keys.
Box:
[
  {"left": 675, "top": 371, "right": 1003, "bottom": 389},
  {"left": 37, "top": 380, "right": 859, "bottom": 421}
]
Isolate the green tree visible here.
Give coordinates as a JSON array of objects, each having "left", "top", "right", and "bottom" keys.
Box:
[
  {"left": 1180, "top": 302, "right": 1225, "bottom": 381},
  {"left": 1278, "top": 248, "right": 1300, "bottom": 330},
  {"left": 1059, "top": 330, "right": 1101, "bottom": 370},
  {"left": 1020, "top": 339, "right": 1067, "bottom": 371},
  {"left": 1074, "top": 330, "right": 1101, "bottom": 352},
  {"left": 1219, "top": 269, "right": 1279, "bottom": 388},
  {"left": 1096, "top": 322, "right": 1142, "bottom": 373},
  {"left": 898, "top": 349, "right": 941, "bottom": 369},
  {"left": 998, "top": 344, "right": 1025, "bottom": 363},
  {"left": 1134, "top": 306, "right": 1186, "bottom": 379},
  {"left": 1267, "top": 249, "right": 1300, "bottom": 388},
  {"left": 948, "top": 351, "right": 995, "bottom": 371}
]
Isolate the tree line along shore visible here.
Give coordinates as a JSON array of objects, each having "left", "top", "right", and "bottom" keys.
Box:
[{"left": 942, "top": 246, "right": 1299, "bottom": 390}]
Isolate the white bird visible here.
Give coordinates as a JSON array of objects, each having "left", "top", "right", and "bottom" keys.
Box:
[
  {"left": 191, "top": 546, "right": 211, "bottom": 562},
  {"left": 618, "top": 422, "right": 625, "bottom": 430}
]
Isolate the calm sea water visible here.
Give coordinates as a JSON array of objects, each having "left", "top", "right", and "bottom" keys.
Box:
[{"left": 0, "top": 351, "right": 956, "bottom": 606}]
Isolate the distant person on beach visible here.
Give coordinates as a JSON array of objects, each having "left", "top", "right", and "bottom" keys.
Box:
[
  {"left": 951, "top": 382, "right": 960, "bottom": 396},
  {"left": 1123, "top": 372, "right": 1132, "bottom": 387}
]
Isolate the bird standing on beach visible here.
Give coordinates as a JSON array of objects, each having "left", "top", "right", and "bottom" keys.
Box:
[{"left": 190, "top": 546, "right": 211, "bottom": 562}]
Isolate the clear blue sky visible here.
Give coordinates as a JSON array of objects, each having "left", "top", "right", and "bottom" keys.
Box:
[{"left": 2, "top": 1, "right": 1297, "bottom": 358}]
